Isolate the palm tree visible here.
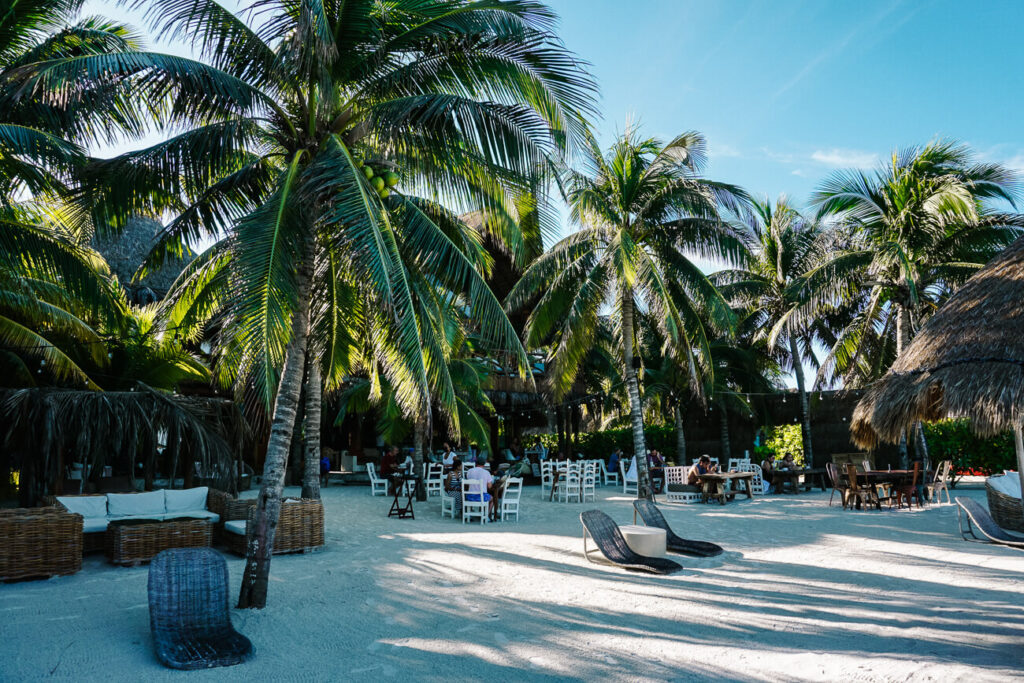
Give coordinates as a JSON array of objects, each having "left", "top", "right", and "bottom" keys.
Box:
[
  {"left": 27, "top": 0, "right": 596, "bottom": 607},
  {"left": 508, "top": 124, "right": 748, "bottom": 498},
  {"left": 808, "top": 141, "right": 1024, "bottom": 465},
  {"left": 712, "top": 197, "right": 824, "bottom": 465},
  {"left": 0, "top": 2, "right": 141, "bottom": 386}
]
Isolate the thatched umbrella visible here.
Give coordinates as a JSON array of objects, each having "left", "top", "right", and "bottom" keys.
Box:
[{"left": 850, "top": 235, "right": 1024, "bottom": 498}]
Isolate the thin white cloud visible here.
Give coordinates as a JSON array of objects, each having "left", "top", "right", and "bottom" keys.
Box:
[
  {"left": 791, "top": 169, "right": 807, "bottom": 177},
  {"left": 1002, "top": 154, "right": 1024, "bottom": 172},
  {"left": 811, "top": 148, "right": 879, "bottom": 169},
  {"left": 709, "top": 141, "right": 741, "bottom": 159}
]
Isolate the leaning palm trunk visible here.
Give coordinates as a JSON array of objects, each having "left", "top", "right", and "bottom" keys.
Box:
[
  {"left": 674, "top": 404, "right": 686, "bottom": 464},
  {"left": 789, "top": 336, "right": 814, "bottom": 466},
  {"left": 621, "top": 293, "right": 653, "bottom": 499},
  {"left": 719, "top": 407, "right": 731, "bottom": 462},
  {"left": 238, "top": 251, "right": 314, "bottom": 610},
  {"left": 300, "top": 358, "right": 322, "bottom": 500}
]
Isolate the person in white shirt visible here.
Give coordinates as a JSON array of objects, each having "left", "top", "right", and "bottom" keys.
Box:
[
  {"left": 442, "top": 443, "right": 456, "bottom": 469},
  {"left": 465, "top": 457, "right": 498, "bottom": 520}
]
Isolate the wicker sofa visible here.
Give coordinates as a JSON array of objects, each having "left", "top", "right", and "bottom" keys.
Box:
[
  {"left": 985, "top": 474, "right": 1024, "bottom": 532},
  {"left": 222, "top": 498, "right": 324, "bottom": 556},
  {"left": 0, "top": 507, "right": 83, "bottom": 581},
  {"left": 52, "top": 488, "right": 230, "bottom": 552}
]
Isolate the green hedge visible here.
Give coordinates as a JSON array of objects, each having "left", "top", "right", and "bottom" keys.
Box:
[
  {"left": 923, "top": 420, "right": 1016, "bottom": 476},
  {"left": 754, "top": 425, "right": 805, "bottom": 467},
  {"left": 523, "top": 425, "right": 685, "bottom": 464}
]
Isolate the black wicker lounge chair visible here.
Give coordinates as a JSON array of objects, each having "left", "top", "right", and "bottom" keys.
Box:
[
  {"left": 955, "top": 498, "right": 1024, "bottom": 550},
  {"left": 580, "top": 510, "right": 682, "bottom": 574},
  {"left": 632, "top": 499, "right": 724, "bottom": 557},
  {"left": 148, "top": 548, "right": 254, "bottom": 670}
]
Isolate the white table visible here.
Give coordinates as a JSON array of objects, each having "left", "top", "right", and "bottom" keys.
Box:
[{"left": 619, "top": 525, "right": 667, "bottom": 558}]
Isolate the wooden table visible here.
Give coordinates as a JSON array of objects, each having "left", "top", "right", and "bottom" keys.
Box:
[
  {"left": 698, "top": 472, "right": 754, "bottom": 505},
  {"left": 387, "top": 474, "right": 417, "bottom": 519},
  {"left": 773, "top": 468, "right": 827, "bottom": 493}
]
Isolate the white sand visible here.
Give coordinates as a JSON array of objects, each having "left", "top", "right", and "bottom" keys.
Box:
[{"left": 3, "top": 483, "right": 1024, "bottom": 682}]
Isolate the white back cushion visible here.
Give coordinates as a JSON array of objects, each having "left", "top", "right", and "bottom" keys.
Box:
[
  {"left": 991, "top": 474, "right": 1022, "bottom": 499},
  {"left": 164, "top": 486, "right": 209, "bottom": 513},
  {"left": 57, "top": 495, "right": 107, "bottom": 518},
  {"left": 107, "top": 490, "right": 165, "bottom": 517}
]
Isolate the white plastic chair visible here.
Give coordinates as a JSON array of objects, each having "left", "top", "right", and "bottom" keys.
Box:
[
  {"left": 366, "top": 462, "right": 387, "bottom": 496},
  {"left": 727, "top": 458, "right": 750, "bottom": 472},
  {"left": 540, "top": 462, "right": 554, "bottom": 499},
  {"left": 441, "top": 488, "right": 456, "bottom": 519},
  {"left": 426, "top": 463, "right": 444, "bottom": 497},
  {"left": 663, "top": 466, "right": 701, "bottom": 504},
  {"left": 462, "top": 479, "right": 488, "bottom": 524},
  {"left": 745, "top": 463, "right": 767, "bottom": 495},
  {"left": 557, "top": 469, "right": 581, "bottom": 503},
  {"left": 500, "top": 477, "right": 523, "bottom": 522},
  {"left": 581, "top": 472, "right": 596, "bottom": 502},
  {"left": 621, "top": 460, "right": 637, "bottom": 495},
  {"left": 602, "top": 460, "right": 620, "bottom": 488}
]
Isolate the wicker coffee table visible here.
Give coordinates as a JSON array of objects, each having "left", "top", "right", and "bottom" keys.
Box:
[{"left": 106, "top": 517, "right": 213, "bottom": 566}]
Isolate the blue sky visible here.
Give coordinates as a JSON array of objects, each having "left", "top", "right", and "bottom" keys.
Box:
[{"left": 548, "top": 0, "right": 1024, "bottom": 209}]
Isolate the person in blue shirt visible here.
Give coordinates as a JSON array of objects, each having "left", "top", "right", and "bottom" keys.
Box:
[{"left": 607, "top": 449, "right": 622, "bottom": 476}]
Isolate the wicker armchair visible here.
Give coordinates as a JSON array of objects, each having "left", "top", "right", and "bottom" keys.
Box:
[
  {"left": 0, "top": 508, "right": 83, "bottom": 581},
  {"left": 985, "top": 475, "right": 1024, "bottom": 532},
  {"left": 223, "top": 498, "right": 324, "bottom": 556}
]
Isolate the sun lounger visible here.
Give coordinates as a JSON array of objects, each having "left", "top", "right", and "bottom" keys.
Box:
[
  {"left": 955, "top": 497, "right": 1024, "bottom": 550},
  {"left": 579, "top": 510, "right": 682, "bottom": 574},
  {"left": 148, "top": 548, "right": 254, "bottom": 670},
  {"left": 632, "top": 499, "right": 724, "bottom": 557}
]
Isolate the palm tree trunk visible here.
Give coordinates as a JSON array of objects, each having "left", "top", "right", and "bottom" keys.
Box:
[
  {"left": 621, "top": 291, "right": 652, "bottom": 499},
  {"left": 1015, "top": 426, "right": 1024, "bottom": 516},
  {"left": 674, "top": 403, "right": 686, "bottom": 464},
  {"left": 237, "top": 245, "right": 314, "bottom": 610},
  {"left": 788, "top": 336, "right": 814, "bottom": 467},
  {"left": 413, "top": 416, "right": 425, "bottom": 477},
  {"left": 300, "top": 357, "right": 322, "bottom": 500},
  {"left": 895, "top": 305, "right": 912, "bottom": 468},
  {"left": 719, "top": 407, "right": 731, "bottom": 462}
]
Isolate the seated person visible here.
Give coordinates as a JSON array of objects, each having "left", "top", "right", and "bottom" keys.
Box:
[
  {"left": 687, "top": 455, "right": 718, "bottom": 485},
  {"left": 380, "top": 445, "right": 398, "bottom": 477},
  {"left": 442, "top": 443, "right": 457, "bottom": 470},
  {"left": 648, "top": 449, "right": 666, "bottom": 493},
  {"left": 444, "top": 459, "right": 464, "bottom": 517},
  {"left": 465, "top": 457, "right": 498, "bottom": 520},
  {"left": 320, "top": 454, "right": 331, "bottom": 485},
  {"left": 760, "top": 456, "right": 775, "bottom": 490},
  {"left": 780, "top": 454, "right": 796, "bottom": 470},
  {"left": 607, "top": 449, "right": 621, "bottom": 476}
]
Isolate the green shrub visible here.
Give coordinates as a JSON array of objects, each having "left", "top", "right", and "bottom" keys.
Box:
[
  {"left": 523, "top": 424, "right": 683, "bottom": 463},
  {"left": 923, "top": 419, "right": 1015, "bottom": 476},
  {"left": 761, "top": 425, "right": 805, "bottom": 466}
]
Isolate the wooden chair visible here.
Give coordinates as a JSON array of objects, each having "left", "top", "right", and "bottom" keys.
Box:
[
  {"left": 826, "top": 462, "right": 849, "bottom": 507},
  {"left": 844, "top": 464, "right": 879, "bottom": 510},
  {"left": 894, "top": 462, "right": 924, "bottom": 509}
]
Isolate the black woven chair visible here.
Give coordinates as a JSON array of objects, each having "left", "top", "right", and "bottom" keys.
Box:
[
  {"left": 580, "top": 510, "right": 682, "bottom": 574},
  {"left": 632, "top": 499, "right": 724, "bottom": 557},
  {"left": 148, "top": 548, "right": 254, "bottom": 670},
  {"left": 955, "top": 498, "right": 1024, "bottom": 550}
]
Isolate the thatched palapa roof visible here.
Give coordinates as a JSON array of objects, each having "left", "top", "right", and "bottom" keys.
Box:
[{"left": 851, "top": 236, "right": 1024, "bottom": 448}]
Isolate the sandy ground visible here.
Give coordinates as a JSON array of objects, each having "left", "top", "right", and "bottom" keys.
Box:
[{"left": 2, "top": 482, "right": 1024, "bottom": 682}]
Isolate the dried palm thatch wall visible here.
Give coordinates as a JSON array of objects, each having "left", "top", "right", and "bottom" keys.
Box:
[
  {"left": 851, "top": 236, "right": 1024, "bottom": 449},
  {"left": 1, "top": 385, "right": 246, "bottom": 506}
]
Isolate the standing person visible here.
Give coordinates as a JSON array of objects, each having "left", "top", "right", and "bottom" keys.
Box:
[
  {"left": 444, "top": 459, "right": 464, "bottom": 518},
  {"left": 465, "top": 457, "right": 498, "bottom": 521}
]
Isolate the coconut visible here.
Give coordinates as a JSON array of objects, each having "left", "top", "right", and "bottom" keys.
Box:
[
  {"left": 363, "top": 166, "right": 374, "bottom": 179},
  {"left": 384, "top": 171, "right": 400, "bottom": 187},
  {"left": 372, "top": 176, "right": 385, "bottom": 192}
]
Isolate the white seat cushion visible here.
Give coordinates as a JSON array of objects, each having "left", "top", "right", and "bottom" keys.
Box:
[
  {"left": 163, "top": 510, "right": 219, "bottom": 523},
  {"left": 223, "top": 520, "right": 247, "bottom": 536},
  {"left": 107, "top": 490, "right": 165, "bottom": 517},
  {"left": 82, "top": 517, "right": 109, "bottom": 533},
  {"left": 57, "top": 495, "right": 107, "bottom": 519},
  {"left": 164, "top": 486, "right": 209, "bottom": 515},
  {"left": 991, "top": 474, "right": 1022, "bottom": 499}
]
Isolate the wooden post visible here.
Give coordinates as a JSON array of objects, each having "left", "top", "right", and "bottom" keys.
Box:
[{"left": 1015, "top": 424, "right": 1024, "bottom": 515}]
